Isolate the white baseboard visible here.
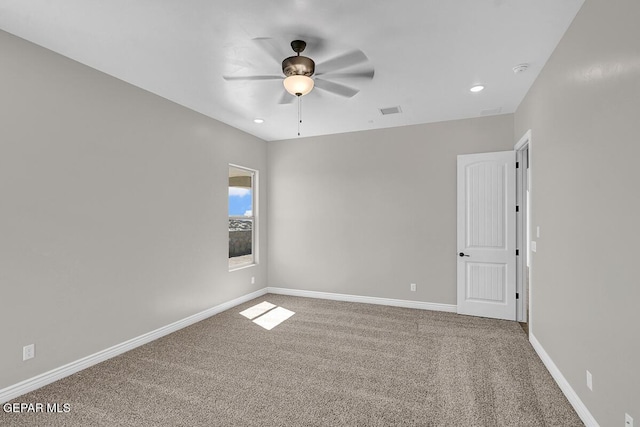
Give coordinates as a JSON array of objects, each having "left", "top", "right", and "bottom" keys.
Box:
[
  {"left": 0, "top": 287, "right": 268, "bottom": 404},
  {"left": 266, "top": 287, "right": 457, "bottom": 313},
  {"left": 529, "top": 333, "right": 599, "bottom": 427}
]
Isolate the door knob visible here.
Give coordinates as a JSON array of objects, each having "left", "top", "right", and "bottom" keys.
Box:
[{"left": 459, "top": 252, "right": 470, "bottom": 257}]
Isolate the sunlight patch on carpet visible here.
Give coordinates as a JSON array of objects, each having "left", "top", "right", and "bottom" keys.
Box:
[
  {"left": 252, "top": 306, "right": 295, "bottom": 330},
  {"left": 239, "top": 301, "right": 295, "bottom": 330},
  {"left": 240, "top": 301, "right": 276, "bottom": 319}
]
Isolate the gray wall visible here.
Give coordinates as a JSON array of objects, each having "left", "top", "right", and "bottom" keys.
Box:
[
  {"left": 268, "top": 115, "right": 513, "bottom": 304},
  {"left": 0, "top": 30, "right": 267, "bottom": 390},
  {"left": 514, "top": 0, "right": 640, "bottom": 424},
  {"left": 4, "top": 0, "right": 638, "bottom": 421}
]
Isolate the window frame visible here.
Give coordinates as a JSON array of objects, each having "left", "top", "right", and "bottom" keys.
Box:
[{"left": 228, "top": 164, "right": 258, "bottom": 271}]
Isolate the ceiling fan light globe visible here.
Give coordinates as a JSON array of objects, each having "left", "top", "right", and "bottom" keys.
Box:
[{"left": 283, "top": 75, "right": 314, "bottom": 96}]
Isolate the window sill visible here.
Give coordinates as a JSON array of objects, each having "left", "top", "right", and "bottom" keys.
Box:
[{"left": 229, "top": 263, "right": 257, "bottom": 272}]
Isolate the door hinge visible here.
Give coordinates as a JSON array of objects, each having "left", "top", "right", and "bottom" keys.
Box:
[
  {"left": 516, "top": 249, "right": 519, "bottom": 256},
  {"left": 516, "top": 205, "right": 519, "bottom": 212},
  {"left": 516, "top": 161, "right": 519, "bottom": 168},
  {"left": 516, "top": 293, "right": 519, "bottom": 299}
]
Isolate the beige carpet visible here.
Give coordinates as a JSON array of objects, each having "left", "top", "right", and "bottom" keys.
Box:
[{"left": 1, "top": 294, "right": 583, "bottom": 426}]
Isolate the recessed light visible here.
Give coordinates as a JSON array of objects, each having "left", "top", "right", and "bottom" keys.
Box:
[
  {"left": 253, "top": 118, "right": 265, "bottom": 124},
  {"left": 470, "top": 85, "right": 485, "bottom": 93}
]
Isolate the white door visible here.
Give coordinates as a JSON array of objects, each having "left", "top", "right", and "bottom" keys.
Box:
[{"left": 457, "top": 151, "right": 516, "bottom": 320}]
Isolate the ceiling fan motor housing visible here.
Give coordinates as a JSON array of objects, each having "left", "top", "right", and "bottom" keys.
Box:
[{"left": 282, "top": 55, "right": 315, "bottom": 77}]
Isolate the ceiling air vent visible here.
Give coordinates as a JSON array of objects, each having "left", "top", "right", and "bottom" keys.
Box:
[
  {"left": 379, "top": 106, "right": 402, "bottom": 115},
  {"left": 480, "top": 107, "right": 502, "bottom": 116}
]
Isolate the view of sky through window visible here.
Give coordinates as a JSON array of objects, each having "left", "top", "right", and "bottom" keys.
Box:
[{"left": 228, "top": 187, "right": 252, "bottom": 216}]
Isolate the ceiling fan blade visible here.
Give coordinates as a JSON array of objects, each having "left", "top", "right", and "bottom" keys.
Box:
[
  {"left": 278, "top": 91, "right": 296, "bottom": 104},
  {"left": 314, "top": 78, "right": 360, "bottom": 98},
  {"left": 223, "top": 75, "right": 282, "bottom": 81},
  {"left": 252, "top": 37, "right": 287, "bottom": 65},
  {"left": 316, "top": 50, "right": 369, "bottom": 74},
  {"left": 315, "top": 69, "right": 375, "bottom": 80}
]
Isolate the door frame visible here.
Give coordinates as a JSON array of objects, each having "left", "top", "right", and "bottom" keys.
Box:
[{"left": 514, "top": 130, "right": 532, "bottom": 324}]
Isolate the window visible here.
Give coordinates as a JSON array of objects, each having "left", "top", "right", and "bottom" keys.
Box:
[{"left": 229, "top": 165, "right": 256, "bottom": 270}]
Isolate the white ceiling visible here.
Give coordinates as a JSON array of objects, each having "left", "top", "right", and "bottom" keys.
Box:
[{"left": 0, "top": 0, "right": 584, "bottom": 141}]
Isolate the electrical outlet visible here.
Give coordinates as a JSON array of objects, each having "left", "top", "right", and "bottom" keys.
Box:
[
  {"left": 251, "top": 276, "right": 255, "bottom": 285},
  {"left": 410, "top": 283, "right": 416, "bottom": 292},
  {"left": 586, "top": 370, "right": 592, "bottom": 391},
  {"left": 626, "top": 413, "right": 633, "bottom": 427},
  {"left": 531, "top": 241, "right": 537, "bottom": 252},
  {"left": 23, "top": 344, "right": 35, "bottom": 361}
]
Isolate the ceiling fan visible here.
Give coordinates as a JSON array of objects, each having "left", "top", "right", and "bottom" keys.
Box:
[{"left": 223, "top": 38, "right": 375, "bottom": 104}]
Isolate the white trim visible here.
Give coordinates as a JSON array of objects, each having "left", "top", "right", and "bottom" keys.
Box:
[
  {"left": 228, "top": 263, "right": 257, "bottom": 272},
  {"left": 514, "top": 129, "right": 532, "bottom": 151},
  {"left": 267, "top": 287, "right": 457, "bottom": 313},
  {"left": 514, "top": 129, "right": 532, "bottom": 327},
  {"left": 228, "top": 163, "right": 258, "bottom": 270},
  {"left": 529, "top": 333, "right": 599, "bottom": 427},
  {"left": 0, "top": 287, "right": 268, "bottom": 404},
  {"left": 514, "top": 140, "right": 529, "bottom": 322}
]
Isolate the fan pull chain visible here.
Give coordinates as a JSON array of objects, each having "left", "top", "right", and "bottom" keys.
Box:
[{"left": 297, "top": 95, "right": 302, "bottom": 136}]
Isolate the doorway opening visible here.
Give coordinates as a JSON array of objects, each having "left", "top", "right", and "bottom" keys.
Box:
[{"left": 515, "top": 130, "right": 532, "bottom": 331}]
